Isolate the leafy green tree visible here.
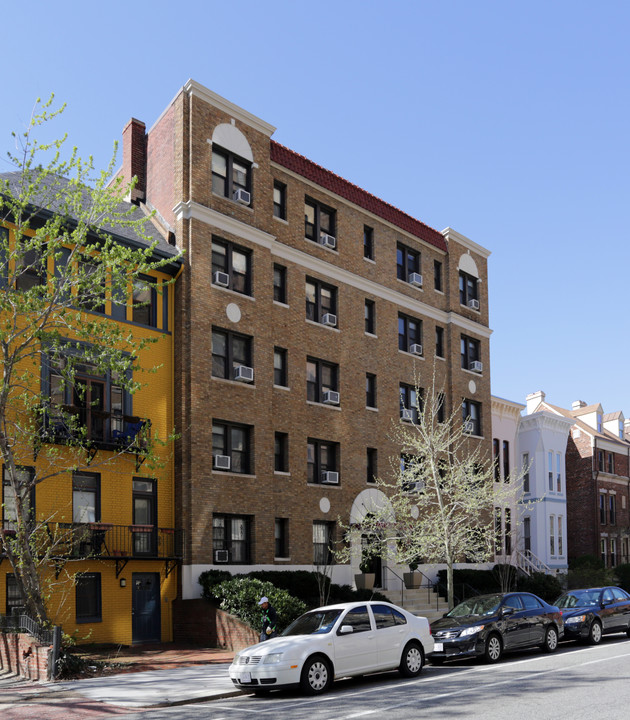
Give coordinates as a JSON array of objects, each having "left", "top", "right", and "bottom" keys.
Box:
[
  {"left": 337, "top": 375, "right": 525, "bottom": 609},
  {"left": 0, "top": 96, "right": 180, "bottom": 624}
]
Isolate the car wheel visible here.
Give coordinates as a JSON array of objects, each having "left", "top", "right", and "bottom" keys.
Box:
[
  {"left": 399, "top": 641, "right": 424, "bottom": 677},
  {"left": 300, "top": 655, "right": 332, "bottom": 695},
  {"left": 542, "top": 625, "right": 559, "bottom": 653},
  {"left": 484, "top": 633, "right": 503, "bottom": 663},
  {"left": 588, "top": 620, "right": 602, "bottom": 645}
]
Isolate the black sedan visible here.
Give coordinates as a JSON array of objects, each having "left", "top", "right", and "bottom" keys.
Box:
[
  {"left": 555, "top": 586, "right": 630, "bottom": 644},
  {"left": 429, "top": 592, "right": 563, "bottom": 664}
]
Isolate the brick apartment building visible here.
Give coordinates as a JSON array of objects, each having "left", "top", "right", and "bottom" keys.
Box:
[
  {"left": 114, "top": 79, "right": 492, "bottom": 601},
  {"left": 525, "top": 392, "right": 630, "bottom": 568}
]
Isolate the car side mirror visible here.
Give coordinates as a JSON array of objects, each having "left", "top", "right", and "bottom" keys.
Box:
[
  {"left": 338, "top": 625, "right": 354, "bottom": 635},
  {"left": 602, "top": 599, "right": 612, "bottom": 607},
  {"left": 501, "top": 607, "right": 515, "bottom": 617}
]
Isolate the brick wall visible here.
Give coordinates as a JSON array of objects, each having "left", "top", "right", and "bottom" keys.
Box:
[
  {"left": 173, "top": 599, "right": 257, "bottom": 650},
  {"left": 0, "top": 633, "right": 52, "bottom": 681}
]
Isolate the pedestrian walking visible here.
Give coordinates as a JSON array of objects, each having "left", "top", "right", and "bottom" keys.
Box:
[{"left": 258, "top": 596, "right": 277, "bottom": 641}]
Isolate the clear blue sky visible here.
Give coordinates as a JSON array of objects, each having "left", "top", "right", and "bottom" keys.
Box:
[{"left": 3, "top": 1, "right": 629, "bottom": 416}]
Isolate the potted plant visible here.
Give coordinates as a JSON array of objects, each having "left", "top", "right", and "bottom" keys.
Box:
[
  {"left": 355, "top": 558, "right": 376, "bottom": 591},
  {"left": 404, "top": 560, "right": 422, "bottom": 589}
]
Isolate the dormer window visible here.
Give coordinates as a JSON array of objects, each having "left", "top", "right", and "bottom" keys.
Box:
[{"left": 597, "top": 414, "right": 602, "bottom": 433}]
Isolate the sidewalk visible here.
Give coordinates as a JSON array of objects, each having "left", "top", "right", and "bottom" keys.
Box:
[{"left": 0, "top": 643, "right": 245, "bottom": 710}]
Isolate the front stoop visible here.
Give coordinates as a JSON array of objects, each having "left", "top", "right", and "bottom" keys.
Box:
[{"left": 378, "top": 587, "right": 450, "bottom": 624}]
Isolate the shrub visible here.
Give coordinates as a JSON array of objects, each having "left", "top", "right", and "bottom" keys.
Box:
[
  {"left": 567, "top": 555, "right": 613, "bottom": 590},
  {"left": 517, "top": 572, "right": 563, "bottom": 603},
  {"left": 614, "top": 563, "right": 630, "bottom": 592},
  {"left": 198, "top": 570, "right": 232, "bottom": 601},
  {"left": 212, "top": 577, "right": 307, "bottom": 633}
]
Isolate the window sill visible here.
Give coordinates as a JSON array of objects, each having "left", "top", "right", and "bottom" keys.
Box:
[
  {"left": 274, "top": 384, "right": 290, "bottom": 391},
  {"left": 307, "top": 482, "right": 341, "bottom": 489},
  {"left": 211, "top": 283, "right": 255, "bottom": 301},
  {"left": 273, "top": 300, "right": 289, "bottom": 308},
  {"left": 365, "top": 332, "right": 377, "bottom": 339},
  {"left": 462, "top": 368, "right": 483, "bottom": 377},
  {"left": 307, "top": 400, "right": 341, "bottom": 411},
  {"left": 274, "top": 556, "right": 292, "bottom": 561},
  {"left": 305, "top": 318, "right": 340, "bottom": 332},
  {"left": 212, "top": 376, "right": 256, "bottom": 389},
  {"left": 211, "top": 191, "right": 254, "bottom": 212},
  {"left": 363, "top": 257, "right": 376, "bottom": 264},
  {"left": 366, "top": 406, "right": 378, "bottom": 412},
  {"left": 460, "top": 303, "right": 481, "bottom": 313},
  {"left": 396, "top": 278, "right": 424, "bottom": 292},
  {"left": 273, "top": 215, "right": 289, "bottom": 225},
  {"left": 436, "top": 354, "right": 446, "bottom": 361},
  {"left": 212, "top": 471, "right": 257, "bottom": 479},
  {"left": 274, "top": 471, "right": 291, "bottom": 477},
  {"left": 399, "top": 349, "right": 425, "bottom": 360},
  {"left": 305, "top": 237, "right": 339, "bottom": 254}
]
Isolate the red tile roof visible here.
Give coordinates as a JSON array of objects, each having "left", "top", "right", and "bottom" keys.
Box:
[{"left": 270, "top": 141, "right": 448, "bottom": 253}]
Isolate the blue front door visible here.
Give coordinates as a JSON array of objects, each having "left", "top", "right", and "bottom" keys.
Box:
[{"left": 132, "top": 572, "right": 161, "bottom": 643}]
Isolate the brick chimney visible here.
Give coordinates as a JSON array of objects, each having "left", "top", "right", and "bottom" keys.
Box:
[
  {"left": 526, "top": 391, "right": 545, "bottom": 415},
  {"left": 121, "top": 118, "right": 147, "bottom": 204},
  {"left": 572, "top": 400, "right": 587, "bottom": 411}
]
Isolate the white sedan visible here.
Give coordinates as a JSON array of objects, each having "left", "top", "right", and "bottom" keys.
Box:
[{"left": 229, "top": 600, "right": 433, "bottom": 695}]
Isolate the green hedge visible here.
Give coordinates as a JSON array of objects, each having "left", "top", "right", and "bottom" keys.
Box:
[
  {"left": 614, "top": 563, "right": 630, "bottom": 592},
  {"left": 567, "top": 555, "right": 613, "bottom": 590}
]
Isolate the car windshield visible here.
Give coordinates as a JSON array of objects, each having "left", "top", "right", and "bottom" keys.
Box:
[
  {"left": 556, "top": 590, "right": 601, "bottom": 608},
  {"left": 281, "top": 609, "right": 343, "bottom": 636},
  {"left": 447, "top": 595, "right": 502, "bottom": 617}
]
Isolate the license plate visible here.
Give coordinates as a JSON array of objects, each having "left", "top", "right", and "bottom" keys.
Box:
[
  {"left": 240, "top": 672, "right": 252, "bottom": 683},
  {"left": 433, "top": 643, "right": 443, "bottom": 652}
]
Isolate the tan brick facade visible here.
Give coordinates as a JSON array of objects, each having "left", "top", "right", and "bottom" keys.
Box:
[{"left": 117, "top": 80, "right": 492, "bottom": 597}]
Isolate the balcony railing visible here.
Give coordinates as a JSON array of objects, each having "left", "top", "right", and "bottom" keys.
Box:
[
  {"left": 41, "top": 407, "right": 151, "bottom": 452},
  {"left": 47, "top": 522, "right": 184, "bottom": 560}
]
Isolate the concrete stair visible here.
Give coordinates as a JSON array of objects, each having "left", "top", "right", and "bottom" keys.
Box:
[{"left": 378, "top": 586, "right": 450, "bottom": 624}]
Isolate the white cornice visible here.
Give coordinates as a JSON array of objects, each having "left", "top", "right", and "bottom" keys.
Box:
[
  {"left": 173, "top": 200, "right": 493, "bottom": 339},
  {"left": 519, "top": 412, "right": 575, "bottom": 435},
  {"left": 492, "top": 396, "right": 525, "bottom": 418},
  {"left": 442, "top": 227, "right": 491, "bottom": 259},
  {"left": 183, "top": 79, "right": 276, "bottom": 137}
]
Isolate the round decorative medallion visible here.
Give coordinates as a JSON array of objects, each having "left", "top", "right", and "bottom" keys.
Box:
[
  {"left": 319, "top": 497, "right": 331, "bottom": 514},
  {"left": 226, "top": 303, "right": 241, "bottom": 323},
  {"left": 468, "top": 380, "right": 477, "bottom": 394}
]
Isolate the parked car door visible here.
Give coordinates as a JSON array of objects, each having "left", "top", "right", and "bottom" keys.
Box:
[
  {"left": 499, "top": 595, "right": 529, "bottom": 648},
  {"left": 371, "top": 604, "right": 409, "bottom": 668},
  {"left": 519, "top": 593, "right": 547, "bottom": 644},
  {"left": 333, "top": 605, "right": 378, "bottom": 675},
  {"left": 600, "top": 588, "right": 616, "bottom": 631},
  {"left": 610, "top": 587, "right": 630, "bottom": 630}
]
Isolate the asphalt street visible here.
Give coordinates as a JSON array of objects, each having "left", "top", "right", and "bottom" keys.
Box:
[{"left": 113, "top": 637, "right": 630, "bottom": 720}]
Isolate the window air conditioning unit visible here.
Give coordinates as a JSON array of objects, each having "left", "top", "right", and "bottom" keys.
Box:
[
  {"left": 401, "top": 408, "right": 414, "bottom": 422},
  {"left": 405, "top": 481, "right": 424, "bottom": 494},
  {"left": 234, "top": 365, "right": 254, "bottom": 383},
  {"left": 469, "top": 360, "right": 483, "bottom": 373},
  {"left": 409, "top": 344, "right": 423, "bottom": 356},
  {"left": 467, "top": 298, "right": 480, "bottom": 310},
  {"left": 463, "top": 420, "right": 475, "bottom": 434},
  {"left": 213, "top": 271, "right": 230, "bottom": 288},
  {"left": 319, "top": 233, "right": 336, "bottom": 249},
  {"left": 321, "top": 313, "right": 337, "bottom": 327},
  {"left": 321, "top": 471, "right": 339, "bottom": 485},
  {"left": 214, "top": 549, "right": 229, "bottom": 563},
  {"left": 323, "top": 390, "right": 340, "bottom": 405},
  {"left": 408, "top": 272, "right": 423, "bottom": 288},
  {"left": 214, "top": 454, "right": 231, "bottom": 470},
  {"left": 233, "top": 188, "right": 251, "bottom": 206}
]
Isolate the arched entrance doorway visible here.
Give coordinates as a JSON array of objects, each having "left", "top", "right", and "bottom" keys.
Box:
[{"left": 350, "top": 488, "right": 393, "bottom": 590}]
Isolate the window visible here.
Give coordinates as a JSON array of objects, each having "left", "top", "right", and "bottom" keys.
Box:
[
  {"left": 598, "top": 450, "right": 605, "bottom": 472},
  {"left": 366, "top": 373, "right": 377, "bottom": 408},
  {"left": 76, "top": 572, "right": 102, "bottom": 623},
  {"left": 548, "top": 451, "right": 554, "bottom": 491},
  {"left": 274, "top": 347, "right": 288, "bottom": 387},
  {"left": 132, "top": 477, "right": 157, "bottom": 555},
  {"left": 398, "top": 314, "right": 422, "bottom": 353},
  {"left": 556, "top": 453, "right": 562, "bottom": 492},
  {"left": 305, "top": 198, "right": 336, "bottom": 244},
  {"left": 397, "top": 243, "right": 420, "bottom": 282},
  {"left": 400, "top": 383, "right": 421, "bottom": 423},
  {"left": 212, "top": 328, "right": 252, "bottom": 381},
  {"left": 558, "top": 516, "right": 563, "bottom": 556},
  {"left": 524, "top": 516, "right": 531, "bottom": 552},
  {"left": 275, "top": 432, "right": 288, "bottom": 473},
  {"left": 502, "top": 441, "right": 510, "bottom": 482},
  {"left": 523, "top": 453, "right": 530, "bottom": 493},
  {"left": 373, "top": 604, "right": 407, "bottom": 629},
  {"left": 600, "top": 493, "right": 607, "bottom": 524},
  {"left": 607, "top": 452, "right": 614, "bottom": 474},
  {"left": 212, "top": 421, "right": 252, "bottom": 474},
  {"left": 495, "top": 508, "right": 502, "bottom": 555},
  {"left": 273, "top": 264, "right": 287, "bottom": 304},
  {"left": 435, "top": 326, "right": 444, "bottom": 358},
  {"left": 306, "top": 357, "right": 338, "bottom": 403},
  {"left": 211, "top": 238, "right": 252, "bottom": 295},
  {"left": 601, "top": 538, "right": 607, "bottom": 566},
  {"left": 611, "top": 537, "right": 618, "bottom": 567},
  {"left": 213, "top": 514, "right": 252, "bottom": 563},
  {"left": 342, "top": 605, "right": 371, "bottom": 633},
  {"left": 461, "top": 335, "right": 481, "bottom": 370},
  {"left": 273, "top": 181, "right": 286, "bottom": 220},
  {"left": 6, "top": 574, "right": 22, "bottom": 616},
  {"left": 367, "top": 448, "right": 377, "bottom": 484},
  {"left": 434, "top": 260, "right": 443, "bottom": 292},
  {"left": 313, "top": 520, "right": 335, "bottom": 564},
  {"left": 549, "top": 515, "right": 555, "bottom": 556},
  {"left": 363, "top": 226, "right": 374, "bottom": 260},
  {"left": 15, "top": 244, "right": 46, "bottom": 292},
  {"left": 132, "top": 275, "right": 157, "bottom": 326},
  {"left": 306, "top": 278, "right": 337, "bottom": 323},
  {"left": 505, "top": 508, "right": 512, "bottom": 555},
  {"left": 307, "top": 439, "right": 339, "bottom": 484},
  {"left": 610, "top": 495, "right": 616, "bottom": 525},
  {"left": 2, "top": 466, "right": 35, "bottom": 531},
  {"left": 275, "top": 518, "right": 289, "bottom": 558},
  {"left": 364, "top": 299, "right": 375, "bottom": 334},
  {"left": 73, "top": 473, "right": 100, "bottom": 524},
  {"left": 212, "top": 146, "right": 251, "bottom": 201},
  {"left": 459, "top": 271, "right": 479, "bottom": 307},
  {"left": 435, "top": 392, "right": 446, "bottom": 423},
  {"left": 493, "top": 439, "right": 501, "bottom": 482},
  {"left": 462, "top": 399, "right": 481, "bottom": 436}
]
